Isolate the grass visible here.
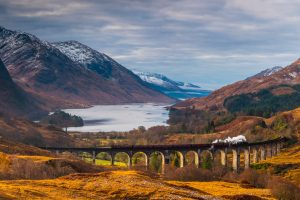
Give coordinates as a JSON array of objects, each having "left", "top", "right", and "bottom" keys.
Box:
[
  {"left": 0, "top": 170, "right": 277, "bottom": 199},
  {"left": 14, "top": 155, "right": 57, "bottom": 162},
  {"left": 168, "top": 181, "right": 275, "bottom": 199},
  {"left": 84, "top": 158, "right": 126, "bottom": 167},
  {"left": 99, "top": 139, "right": 128, "bottom": 146},
  {"left": 252, "top": 145, "right": 300, "bottom": 186},
  {"left": 0, "top": 171, "right": 210, "bottom": 199}
]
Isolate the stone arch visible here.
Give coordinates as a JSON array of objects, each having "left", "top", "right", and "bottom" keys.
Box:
[
  {"left": 258, "top": 145, "right": 266, "bottom": 161},
  {"left": 271, "top": 144, "right": 277, "bottom": 156},
  {"left": 132, "top": 152, "right": 148, "bottom": 168},
  {"left": 95, "top": 152, "right": 113, "bottom": 166},
  {"left": 266, "top": 144, "right": 273, "bottom": 158},
  {"left": 149, "top": 151, "right": 165, "bottom": 173},
  {"left": 232, "top": 148, "right": 240, "bottom": 172},
  {"left": 77, "top": 151, "right": 93, "bottom": 163},
  {"left": 251, "top": 147, "right": 259, "bottom": 163},
  {"left": 169, "top": 151, "right": 184, "bottom": 168},
  {"left": 200, "top": 150, "right": 213, "bottom": 169},
  {"left": 240, "top": 148, "right": 250, "bottom": 169},
  {"left": 185, "top": 151, "right": 199, "bottom": 167},
  {"left": 214, "top": 149, "right": 227, "bottom": 167},
  {"left": 114, "top": 152, "right": 131, "bottom": 167}
]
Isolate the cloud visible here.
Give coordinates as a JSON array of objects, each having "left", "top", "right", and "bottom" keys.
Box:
[{"left": 1, "top": 0, "right": 300, "bottom": 89}]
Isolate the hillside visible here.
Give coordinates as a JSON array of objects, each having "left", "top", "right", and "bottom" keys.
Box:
[
  {"left": 0, "top": 170, "right": 274, "bottom": 199},
  {"left": 252, "top": 144, "right": 300, "bottom": 187},
  {"left": 165, "top": 107, "right": 300, "bottom": 144},
  {"left": 0, "top": 26, "right": 173, "bottom": 111},
  {"left": 174, "top": 59, "right": 300, "bottom": 111},
  {"left": 0, "top": 115, "right": 85, "bottom": 147},
  {"left": 0, "top": 59, "right": 46, "bottom": 119},
  {"left": 223, "top": 84, "right": 300, "bottom": 118}
]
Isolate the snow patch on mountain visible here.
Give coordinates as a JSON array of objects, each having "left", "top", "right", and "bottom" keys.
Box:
[
  {"left": 133, "top": 71, "right": 211, "bottom": 100},
  {"left": 134, "top": 71, "right": 181, "bottom": 90},
  {"left": 52, "top": 41, "right": 110, "bottom": 65},
  {"left": 289, "top": 71, "right": 298, "bottom": 78},
  {"left": 134, "top": 71, "right": 202, "bottom": 91},
  {"left": 249, "top": 66, "right": 283, "bottom": 79}
]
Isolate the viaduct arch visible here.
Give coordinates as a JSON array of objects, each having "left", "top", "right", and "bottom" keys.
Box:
[{"left": 41, "top": 137, "right": 286, "bottom": 173}]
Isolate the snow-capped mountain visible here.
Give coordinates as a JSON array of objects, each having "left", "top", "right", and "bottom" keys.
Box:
[
  {"left": 0, "top": 26, "right": 173, "bottom": 110},
  {"left": 52, "top": 41, "right": 114, "bottom": 78},
  {"left": 134, "top": 71, "right": 182, "bottom": 90},
  {"left": 134, "top": 71, "right": 211, "bottom": 100},
  {"left": 248, "top": 66, "right": 283, "bottom": 79}
]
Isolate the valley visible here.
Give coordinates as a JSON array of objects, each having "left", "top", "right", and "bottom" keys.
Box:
[{"left": 1, "top": 1, "right": 300, "bottom": 199}]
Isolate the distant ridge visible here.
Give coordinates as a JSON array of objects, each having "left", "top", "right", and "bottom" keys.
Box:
[
  {"left": 174, "top": 59, "right": 300, "bottom": 110},
  {"left": 134, "top": 71, "right": 211, "bottom": 100}
]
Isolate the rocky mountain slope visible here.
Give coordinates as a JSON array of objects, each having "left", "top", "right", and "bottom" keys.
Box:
[
  {"left": 0, "top": 58, "right": 46, "bottom": 119},
  {"left": 174, "top": 59, "right": 300, "bottom": 110},
  {"left": 0, "top": 26, "right": 173, "bottom": 111},
  {"left": 134, "top": 71, "right": 211, "bottom": 100}
]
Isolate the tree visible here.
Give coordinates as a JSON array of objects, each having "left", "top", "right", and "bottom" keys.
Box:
[{"left": 40, "top": 111, "right": 84, "bottom": 133}]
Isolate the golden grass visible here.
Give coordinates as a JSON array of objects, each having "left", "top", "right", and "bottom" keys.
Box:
[
  {"left": 260, "top": 146, "right": 300, "bottom": 165},
  {"left": 0, "top": 168, "right": 277, "bottom": 199},
  {"left": 0, "top": 171, "right": 210, "bottom": 200},
  {"left": 14, "top": 155, "right": 57, "bottom": 162},
  {"left": 84, "top": 158, "right": 126, "bottom": 167},
  {"left": 168, "top": 181, "right": 275, "bottom": 200},
  {"left": 253, "top": 145, "right": 300, "bottom": 186},
  {"left": 290, "top": 107, "right": 300, "bottom": 121}
]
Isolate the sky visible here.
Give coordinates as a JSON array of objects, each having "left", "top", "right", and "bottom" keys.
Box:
[{"left": 1, "top": 0, "right": 300, "bottom": 89}]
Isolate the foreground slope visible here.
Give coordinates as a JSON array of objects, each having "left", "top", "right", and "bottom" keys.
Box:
[
  {"left": 0, "top": 170, "right": 274, "bottom": 200},
  {"left": 0, "top": 26, "right": 173, "bottom": 110},
  {"left": 0, "top": 59, "right": 45, "bottom": 119}
]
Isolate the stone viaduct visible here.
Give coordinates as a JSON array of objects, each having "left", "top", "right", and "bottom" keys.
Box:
[{"left": 41, "top": 137, "right": 286, "bottom": 173}]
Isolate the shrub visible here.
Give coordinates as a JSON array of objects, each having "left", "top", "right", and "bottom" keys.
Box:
[
  {"left": 164, "top": 165, "right": 231, "bottom": 181},
  {"left": 9, "top": 157, "right": 75, "bottom": 179},
  {"left": 164, "top": 165, "right": 215, "bottom": 181},
  {"left": 239, "top": 169, "right": 268, "bottom": 188},
  {"left": 222, "top": 171, "right": 239, "bottom": 183},
  {"left": 0, "top": 152, "right": 10, "bottom": 172},
  {"left": 268, "top": 177, "right": 300, "bottom": 200}
]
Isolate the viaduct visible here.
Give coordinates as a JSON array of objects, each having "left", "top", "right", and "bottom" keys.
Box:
[{"left": 41, "top": 137, "right": 286, "bottom": 173}]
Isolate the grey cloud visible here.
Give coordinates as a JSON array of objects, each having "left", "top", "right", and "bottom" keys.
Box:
[{"left": 1, "top": 0, "right": 300, "bottom": 89}]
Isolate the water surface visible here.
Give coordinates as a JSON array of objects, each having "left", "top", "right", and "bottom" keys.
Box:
[{"left": 63, "top": 103, "right": 169, "bottom": 132}]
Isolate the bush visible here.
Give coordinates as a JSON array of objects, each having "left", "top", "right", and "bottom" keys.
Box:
[
  {"left": 164, "top": 165, "right": 215, "bottom": 181},
  {"left": 239, "top": 169, "right": 268, "bottom": 188},
  {"left": 8, "top": 157, "right": 75, "bottom": 179},
  {"left": 268, "top": 177, "right": 300, "bottom": 200}
]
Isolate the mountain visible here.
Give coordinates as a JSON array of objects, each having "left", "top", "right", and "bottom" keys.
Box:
[
  {"left": 133, "top": 71, "right": 211, "bottom": 100},
  {"left": 0, "top": 58, "right": 45, "bottom": 119},
  {"left": 247, "top": 66, "right": 283, "bottom": 79},
  {"left": 174, "top": 60, "right": 300, "bottom": 110},
  {"left": 52, "top": 41, "right": 116, "bottom": 78},
  {"left": 0, "top": 27, "right": 173, "bottom": 111}
]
